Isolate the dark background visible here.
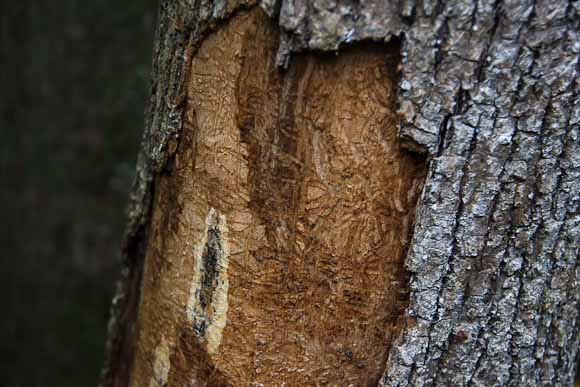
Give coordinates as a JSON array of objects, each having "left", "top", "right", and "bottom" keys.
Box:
[{"left": 1, "top": 1, "right": 157, "bottom": 386}]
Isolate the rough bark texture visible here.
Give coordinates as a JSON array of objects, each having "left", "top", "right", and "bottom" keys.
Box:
[{"left": 102, "top": 0, "right": 579, "bottom": 386}]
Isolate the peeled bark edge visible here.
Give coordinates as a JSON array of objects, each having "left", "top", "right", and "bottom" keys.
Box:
[{"left": 101, "top": 0, "right": 580, "bottom": 386}]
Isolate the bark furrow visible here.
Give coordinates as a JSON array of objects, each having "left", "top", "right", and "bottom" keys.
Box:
[{"left": 102, "top": 1, "right": 580, "bottom": 386}]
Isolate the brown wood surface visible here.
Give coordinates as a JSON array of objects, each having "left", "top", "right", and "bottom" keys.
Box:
[
  {"left": 102, "top": 0, "right": 580, "bottom": 385},
  {"left": 128, "top": 9, "right": 425, "bottom": 387}
]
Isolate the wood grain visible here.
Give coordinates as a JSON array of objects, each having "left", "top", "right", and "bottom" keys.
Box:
[{"left": 128, "top": 8, "right": 425, "bottom": 387}]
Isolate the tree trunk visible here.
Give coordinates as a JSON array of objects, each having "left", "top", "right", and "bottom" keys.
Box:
[{"left": 101, "top": 1, "right": 579, "bottom": 387}]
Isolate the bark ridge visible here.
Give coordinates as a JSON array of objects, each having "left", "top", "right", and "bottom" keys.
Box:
[{"left": 102, "top": 1, "right": 580, "bottom": 386}]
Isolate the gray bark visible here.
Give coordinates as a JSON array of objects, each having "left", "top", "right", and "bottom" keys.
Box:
[{"left": 102, "top": 0, "right": 579, "bottom": 386}]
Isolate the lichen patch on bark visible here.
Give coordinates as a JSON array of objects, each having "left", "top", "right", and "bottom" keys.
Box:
[{"left": 128, "top": 7, "right": 426, "bottom": 387}]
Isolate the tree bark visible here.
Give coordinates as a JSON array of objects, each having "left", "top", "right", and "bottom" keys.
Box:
[{"left": 101, "top": 1, "right": 579, "bottom": 387}]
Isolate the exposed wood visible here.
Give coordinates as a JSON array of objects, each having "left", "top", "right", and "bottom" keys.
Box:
[
  {"left": 100, "top": 2, "right": 257, "bottom": 386},
  {"left": 128, "top": 9, "right": 425, "bottom": 386},
  {"left": 102, "top": 0, "right": 579, "bottom": 386},
  {"left": 269, "top": 1, "right": 580, "bottom": 385}
]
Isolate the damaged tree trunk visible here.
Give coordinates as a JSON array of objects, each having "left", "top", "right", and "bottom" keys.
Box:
[{"left": 101, "top": 1, "right": 579, "bottom": 387}]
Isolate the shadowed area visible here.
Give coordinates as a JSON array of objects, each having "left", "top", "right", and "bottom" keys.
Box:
[{"left": 0, "top": 1, "right": 157, "bottom": 386}]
